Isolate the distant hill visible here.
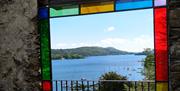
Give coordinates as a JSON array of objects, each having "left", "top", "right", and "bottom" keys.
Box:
[
  {"left": 51, "top": 46, "right": 132, "bottom": 59},
  {"left": 134, "top": 49, "right": 154, "bottom": 55}
]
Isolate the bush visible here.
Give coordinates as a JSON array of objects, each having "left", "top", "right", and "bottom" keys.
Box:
[
  {"left": 99, "top": 72, "right": 127, "bottom": 91},
  {"left": 144, "top": 54, "right": 155, "bottom": 80}
]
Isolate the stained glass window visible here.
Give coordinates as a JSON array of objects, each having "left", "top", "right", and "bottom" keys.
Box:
[
  {"left": 116, "top": 0, "right": 153, "bottom": 10},
  {"left": 157, "top": 82, "right": 168, "bottom": 91},
  {"left": 39, "top": 20, "right": 51, "bottom": 80},
  {"left": 39, "top": 0, "right": 169, "bottom": 91},
  {"left": 39, "top": 7, "right": 49, "bottom": 19},
  {"left": 50, "top": 5, "right": 79, "bottom": 17},
  {"left": 81, "top": 1, "right": 114, "bottom": 14},
  {"left": 42, "top": 81, "right": 52, "bottom": 91},
  {"left": 155, "top": 8, "right": 168, "bottom": 81},
  {"left": 155, "top": 0, "right": 166, "bottom": 6}
]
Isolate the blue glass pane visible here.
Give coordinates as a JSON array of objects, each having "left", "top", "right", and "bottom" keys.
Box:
[
  {"left": 116, "top": 0, "right": 153, "bottom": 10},
  {"left": 39, "top": 7, "right": 48, "bottom": 19},
  {"left": 117, "top": 0, "right": 149, "bottom": 3}
]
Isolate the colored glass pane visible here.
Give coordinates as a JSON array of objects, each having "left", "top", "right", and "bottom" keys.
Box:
[
  {"left": 39, "top": 7, "right": 49, "bottom": 19},
  {"left": 118, "top": 0, "right": 150, "bottom": 3},
  {"left": 50, "top": 5, "right": 79, "bottom": 17},
  {"left": 155, "top": 8, "right": 168, "bottom": 81},
  {"left": 156, "top": 82, "right": 168, "bottom": 91},
  {"left": 116, "top": 0, "right": 152, "bottom": 10},
  {"left": 42, "top": 81, "right": 52, "bottom": 91},
  {"left": 81, "top": 1, "right": 114, "bottom": 14},
  {"left": 155, "top": 0, "right": 166, "bottom": 6},
  {"left": 39, "top": 20, "right": 51, "bottom": 80}
]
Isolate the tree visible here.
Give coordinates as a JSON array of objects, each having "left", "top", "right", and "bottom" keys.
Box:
[
  {"left": 142, "top": 48, "right": 155, "bottom": 90},
  {"left": 143, "top": 48, "right": 155, "bottom": 80},
  {"left": 99, "top": 72, "right": 127, "bottom": 91}
]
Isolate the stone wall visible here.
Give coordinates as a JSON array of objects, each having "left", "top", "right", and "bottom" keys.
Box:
[
  {"left": 0, "top": 0, "right": 40, "bottom": 91},
  {"left": 0, "top": 0, "right": 180, "bottom": 91},
  {"left": 169, "top": 0, "right": 180, "bottom": 91}
]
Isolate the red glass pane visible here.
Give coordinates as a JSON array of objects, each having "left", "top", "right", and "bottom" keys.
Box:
[
  {"left": 155, "top": 8, "right": 168, "bottom": 81},
  {"left": 42, "top": 81, "right": 52, "bottom": 91}
]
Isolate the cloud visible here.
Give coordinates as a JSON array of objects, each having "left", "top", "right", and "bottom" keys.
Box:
[
  {"left": 100, "top": 38, "right": 126, "bottom": 45},
  {"left": 126, "top": 35, "right": 154, "bottom": 52},
  {"left": 105, "top": 26, "right": 115, "bottom": 32},
  {"left": 56, "top": 43, "right": 67, "bottom": 48}
]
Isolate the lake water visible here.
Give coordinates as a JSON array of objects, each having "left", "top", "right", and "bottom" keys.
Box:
[{"left": 52, "top": 54, "right": 146, "bottom": 81}]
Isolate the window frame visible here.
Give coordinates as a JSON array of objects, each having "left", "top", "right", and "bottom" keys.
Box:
[{"left": 38, "top": 0, "right": 169, "bottom": 91}]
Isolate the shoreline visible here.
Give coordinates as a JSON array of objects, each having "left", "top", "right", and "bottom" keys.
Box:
[{"left": 52, "top": 54, "right": 146, "bottom": 61}]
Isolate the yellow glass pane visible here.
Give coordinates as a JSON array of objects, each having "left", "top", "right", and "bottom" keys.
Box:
[
  {"left": 156, "top": 82, "right": 168, "bottom": 91},
  {"left": 81, "top": 1, "right": 114, "bottom": 14}
]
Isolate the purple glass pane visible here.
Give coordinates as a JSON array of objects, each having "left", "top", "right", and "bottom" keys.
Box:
[{"left": 155, "top": 0, "right": 166, "bottom": 6}]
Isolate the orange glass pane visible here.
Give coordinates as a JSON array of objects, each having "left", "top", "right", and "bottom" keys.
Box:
[
  {"left": 81, "top": 1, "right": 114, "bottom": 14},
  {"left": 156, "top": 82, "right": 168, "bottom": 91}
]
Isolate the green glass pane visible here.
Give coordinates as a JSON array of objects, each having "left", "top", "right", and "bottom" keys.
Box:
[
  {"left": 50, "top": 5, "right": 79, "bottom": 17},
  {"left": 39, "top": 20, "right": 51, "bottom": 80}
]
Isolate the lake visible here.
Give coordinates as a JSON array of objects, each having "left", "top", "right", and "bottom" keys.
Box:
[{"left": 52, "top": 54, "right": 146, "bottom": 81}]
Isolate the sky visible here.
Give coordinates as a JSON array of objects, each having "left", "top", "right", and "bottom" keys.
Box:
[{"left": 50, "top": 8, "right": 154, "bottom": 52}]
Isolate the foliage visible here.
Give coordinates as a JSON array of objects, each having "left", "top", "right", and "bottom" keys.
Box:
[
  {"left": 51, "top": 47, "right": 131, "bottom": 59},
  {"left": 99, "top": 72, "right": 127, "bottom": 91},
  {"left": 143, "top": 51, "right": 155, "bottom": 80},
  {"left": 135, "top": 48, "right": 154, "bottom": 55},
  {"left": 141, "top": 48, "right": 155, "bottom": 90},
  {"left": 51, "top": 53, "right": 84, "bottom": 59}
]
